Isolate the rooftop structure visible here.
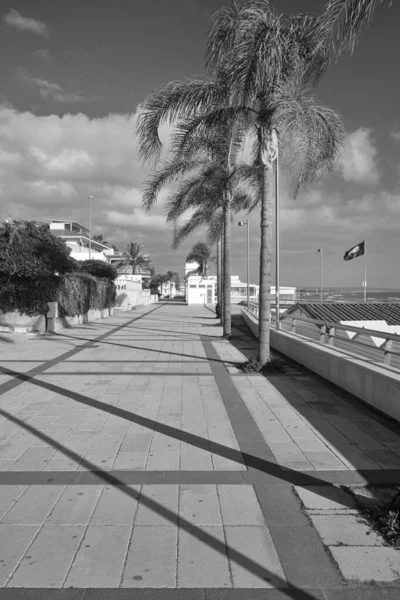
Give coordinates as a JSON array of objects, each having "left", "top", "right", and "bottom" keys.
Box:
[
  {"left": 284, "top": 302, "right": 400, "bottom": 325},
  {"left": 49, "top": 219, "right": 113, "bottom": 262}
]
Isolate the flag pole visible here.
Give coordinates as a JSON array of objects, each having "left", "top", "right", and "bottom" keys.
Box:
[
  {"left": 364, "top": 238, "right": 367, "bottom": 303},
  {"left": 320, "top": 248, "right": 323, "bottom": 303}
]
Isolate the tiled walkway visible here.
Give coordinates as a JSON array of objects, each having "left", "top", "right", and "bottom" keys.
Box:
[{"left": 0, "top": 302, "right": 400, "bottom": 598}]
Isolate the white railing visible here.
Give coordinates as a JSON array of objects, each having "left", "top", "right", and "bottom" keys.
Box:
[{"left": 244, "top": 306, "right": 400, "bottom": 368}]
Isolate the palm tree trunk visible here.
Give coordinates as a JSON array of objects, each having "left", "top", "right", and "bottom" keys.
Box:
[
  {"left": 217, "top": 236, "right": 222, "bottom": 317},
  {"left": 258, "top": 130, "right": 276, "bottom": 363},
  {"left": 223, "top": 193, "right": 232, "bottom": 337}
]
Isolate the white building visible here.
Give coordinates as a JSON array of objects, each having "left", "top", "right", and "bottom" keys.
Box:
[
  {"left": 49, "top": 220, "right": 113, "bottom": 262},
  {"left": 185, "top": 262, "right": 297, "bottom": 306}
]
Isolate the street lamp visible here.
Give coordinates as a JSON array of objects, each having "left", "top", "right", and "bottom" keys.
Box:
[
  {"left": 88, "top": 196, "right": 93, "bottom": 259},
  {"left": 238, "top": 220, "right": 250, "bottom": 308}
]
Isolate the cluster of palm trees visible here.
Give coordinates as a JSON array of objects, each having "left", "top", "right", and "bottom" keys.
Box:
[{"left": 136, "top": 0, "right": 389, "bottom": 364}]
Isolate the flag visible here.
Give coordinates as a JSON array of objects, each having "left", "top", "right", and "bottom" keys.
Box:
[{"left": 343, "top": 241, "right": 365, "bottom": 261}]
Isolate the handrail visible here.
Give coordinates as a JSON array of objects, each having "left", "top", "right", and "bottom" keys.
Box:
[
  {"left": 244, "top": 303, "right": 400, "bottom": 367},
  {"left": 280, "top": 314, "right": 400, "bottom": 342}
]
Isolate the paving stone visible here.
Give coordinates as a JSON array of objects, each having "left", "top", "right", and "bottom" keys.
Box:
[
  {"left": 268, "top": 524, "right": 344, "bottom": 588},
  {"left": 179, "top": 485, "right": 221, "bottom": 525},
  {"left": 0, "top": 486, "right": 28, "bottom": 519},
  {"left": 295, "top": 486, "right": 356, "bottom": 511},
  {"left": 0, "top": 524, "right": 40, "bottom": 586},
  {"left": 309, "top": 513, "right": 384, "bottom": 546},
  {"left": 135, "top": 485, "right": 178, "bottom": 526},
  {"left": 47, "top": 485, "right": 102, "bottom": 525},
  {"left": 178, "top": 525, "right": 231, "bottom": 588},
  {"left": 323, "top": 588, "right": 400, "bottom": 600},
  {"left": 121, "top": 525, "right": 177, "bottom": 587},
  {"left": 218, "top": 485, "right": 265, "bottom": 525},
  {"left": 2, "top": 486, "right": 65, "bottom": 524},
  {"left": 225, "top": 526, "right": 286, "bottom": 588},
  {"left": 254, "top": 485, "right": 310, "bottom": 527},
  {"left": 8, "top": 525, "right": 85, "bottom": 587},
  {"left": 65, "top": 525, "right": 131, "bottom": 587},
  {"left": 90, "top": 485, "right": 140, "bottom": 525},
  {"left": 329, "top": 547, "right": 400, "bottom": 582},
  {"left": 204, "top": 589, "right": 326, "bottom": 600}
]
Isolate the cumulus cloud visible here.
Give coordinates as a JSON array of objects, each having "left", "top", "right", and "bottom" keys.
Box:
[
  {"left": 337, "top": 127, "right": 380, "bottom": 185},
  {"left": 3, "top": 9, "right": 48, "bottom": 36},
  {"left": 18, "top": 69, "right": 88, "bottom": 103},
  {"left": 34, "top": 48, "right": 50, "bottom": 59},
  {"left": 0, "top": 105, "right": 170, "bottom": 248}
]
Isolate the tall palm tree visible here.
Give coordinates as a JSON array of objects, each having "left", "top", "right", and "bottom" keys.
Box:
[
  {"left": 136, "top": 0, "right": 385, "bottom": 360},
  {"left": 140, "top": 118, "right": 259, "bottom": 337},
  {"left": 186, "top": 242, "right": 211, "bottom": 277},
  {"left": 117, "top": 242, "right": 153, "bottom": 275}
]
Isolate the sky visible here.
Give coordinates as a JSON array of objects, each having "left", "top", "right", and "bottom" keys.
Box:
[{"left": 0, "top": 0, "right": 399, "bottom": 288}]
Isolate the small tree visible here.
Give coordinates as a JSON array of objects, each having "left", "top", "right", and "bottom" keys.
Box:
[
  {"left": 78, "top": 259, "right": 118, "bottom": 281},
  {"left": 0, "top": 220, "right": 76, "bottom": 279},
  {"left": 117, "top": 242, "right": 153, "bottom": 274}
]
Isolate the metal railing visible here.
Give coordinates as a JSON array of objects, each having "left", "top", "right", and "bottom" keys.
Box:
[{"left": 244, "top": 304, "right": 400, "bottom": 368}]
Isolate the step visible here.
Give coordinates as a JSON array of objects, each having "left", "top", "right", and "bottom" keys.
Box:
[{"left": 0, "top": 325, "right": 41, "bottom": 336}]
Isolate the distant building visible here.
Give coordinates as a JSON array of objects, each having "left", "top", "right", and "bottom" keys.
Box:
[
  {"left": 49, "top": 220, "right": 113, "bottom": 262},
  {"left": 108, "top": 252, "right": 152, "bottom": 287}
]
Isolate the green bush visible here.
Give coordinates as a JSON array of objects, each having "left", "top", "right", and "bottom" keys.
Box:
[
  {"left": 57, "top": 272, "right": 116, "bottom": 317},
  {"left": 78, "top": 259, "right": 118, "bottom": 281},
  {"left": 0, "top": 220, "right": 76, "bottom": 278},
  {"left": 0, "top": 276, "right": 59, "bottom": 316}
]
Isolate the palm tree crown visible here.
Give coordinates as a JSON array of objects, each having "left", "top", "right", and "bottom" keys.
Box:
[{"left": 117, "top": 242, "right": 153, "bottom": 275}]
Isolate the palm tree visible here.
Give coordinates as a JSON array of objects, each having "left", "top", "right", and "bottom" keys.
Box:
[
  {"left": 117, "top": 242, "right": 153, "bottom": 275},
  {"left": 186, "top": 242, "right": 211, "bottom": 277},
  {"left": 140, "top": 119, "right": 259, "bottom": 337},
  {"left": 136, "top": 0, "right": 386, "bottom": 359},
  {"left": 166, "top": 270, "right": 179, "bottom": 297},
  {"left": 203, "top": 3, "right": 346, "bottom": 362}
]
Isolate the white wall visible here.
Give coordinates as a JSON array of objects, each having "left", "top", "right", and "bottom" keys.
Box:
[{"left": 241, "top": 307, "right": 400, "bottom": 423}]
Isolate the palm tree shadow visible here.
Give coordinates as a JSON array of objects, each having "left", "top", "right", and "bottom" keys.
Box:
[{"left": 0, "top": 402, "right": 322, "bottom": 598}]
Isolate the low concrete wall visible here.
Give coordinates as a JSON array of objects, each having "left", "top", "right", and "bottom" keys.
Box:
[
  {"left": 47, "top": 305, "right": 114, "bottom": 333},
  {"left": 241, "top": 308, "right": 400, "bottom": 423},
  {"left": 0, "top": 311, "right": 46, "bottom": 333}
]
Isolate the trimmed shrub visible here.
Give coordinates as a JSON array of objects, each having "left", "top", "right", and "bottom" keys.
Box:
[
  {"left": 0, "top": 276, "right": 60, "bottom": 316},
  {"left": 57, "top": 272, "right": 116, "bottom": 317},
  {"left": 0, "top": 220, "right": 76, "bottom": 278},
  {"left": 78, "top": 259, "right": 118, "bottom": 281}
]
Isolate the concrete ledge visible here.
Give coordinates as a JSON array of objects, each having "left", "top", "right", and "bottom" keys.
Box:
[
  {"left": 241, "top": 308, "right": 400, "bottom": 423},
  {"left": 47, "top": 307, "right": 114, "bottom": 332}
]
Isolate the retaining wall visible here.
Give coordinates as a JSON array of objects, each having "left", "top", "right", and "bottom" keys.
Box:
[{"left": 241, "top": 307, "right": 400, "bottom": 423}]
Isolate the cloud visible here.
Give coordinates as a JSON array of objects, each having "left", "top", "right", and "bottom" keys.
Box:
[
  {"left": 337, "top": 128, "right": 380, "bottom": 185},
  {"left": 390, "top": 126, "right": 400, "bottom": 142},
  {"left": 34, "top": 48, "right": 50, "bottom": 59},
  {"left": 0, "top": 105, "right": 172, "bottom": 255},
  {"left": 18, "top": 69, "right": 88, "bottom": 103},
  {"left": 3, "top": 9, "right": 48, "bottom": 36}
]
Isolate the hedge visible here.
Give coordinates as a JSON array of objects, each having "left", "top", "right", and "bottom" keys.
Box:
[
  {"left": 57, "top": 272, "right": 116, "bottom": 317},
  {"left": 0, "top": 273, "right": 116, "bottom": 318},
  {"left": 0, "top": 276, "right": 59, "bottom": 317}
]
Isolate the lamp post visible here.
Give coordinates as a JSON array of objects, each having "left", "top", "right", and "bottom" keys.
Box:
[
  {"left": 238, "top": 220, "right": 250, "bottom": 308},
  {"left": 317, "top": 248, "right": 324, "bottom": 303},
  {"left": 88, "top": 196, "right": 93, "bottom": 259}
]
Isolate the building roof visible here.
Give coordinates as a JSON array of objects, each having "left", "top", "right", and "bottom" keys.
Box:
[{"left": 284, "top": 302, "right": 400, "bottom": 326}]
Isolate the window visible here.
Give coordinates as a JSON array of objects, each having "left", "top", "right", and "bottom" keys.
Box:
[
  {"left": 189, "top": 285, "right": 196, "bottom": 288},
  {"left": 198, "top": 285, "right": 205, "bottom": 288}
]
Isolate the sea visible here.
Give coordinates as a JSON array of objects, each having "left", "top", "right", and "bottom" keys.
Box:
[{"left": 298, "top": 288, "right": 400, "bottom": 303}]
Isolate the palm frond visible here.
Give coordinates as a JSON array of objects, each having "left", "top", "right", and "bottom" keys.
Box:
[
  {"left": 271, "top": 79, "right": 345, "bottom": 196},
  {"left": 164, "top": 174, "right": 222, "bottom": 223},
  {"left": 142, "top": 157, "right": 206, "bottom": 212},
  {"left": 317, "top": 0, "right": 391, "bottom": 58},
  {"left": 135, "top": 78, "right": 224, "bottom": 164}
]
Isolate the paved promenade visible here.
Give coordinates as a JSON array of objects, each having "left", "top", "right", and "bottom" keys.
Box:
[{"left": 1, "top": 302, "right": 400, "bottom": 598}]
